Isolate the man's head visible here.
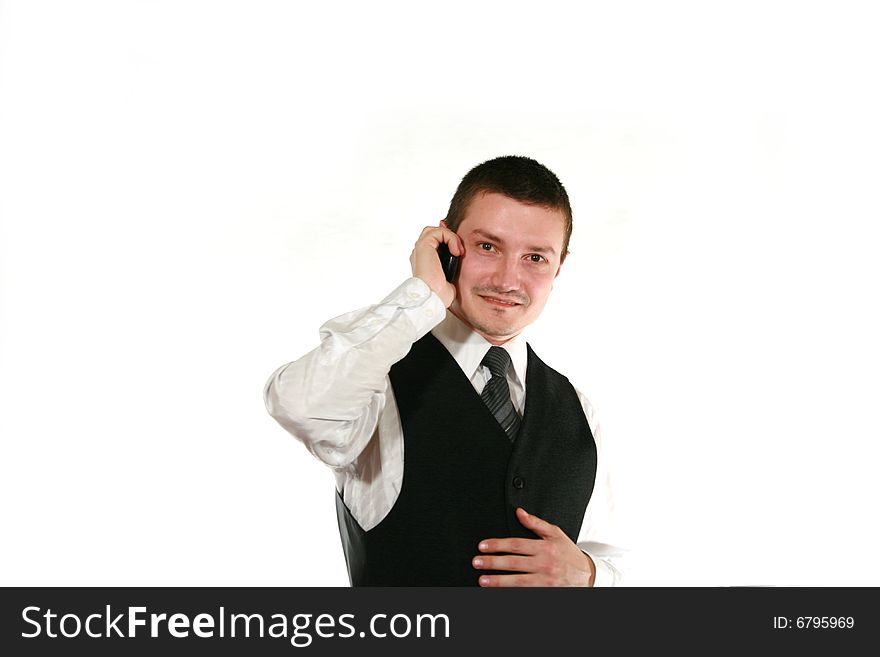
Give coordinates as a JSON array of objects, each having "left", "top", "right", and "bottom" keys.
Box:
[
  {"left": 443, "top": 155, "right": 573, "bottom": 262},
  {"left": 441, "top": 156, "right": 572, "bottom": 345}
]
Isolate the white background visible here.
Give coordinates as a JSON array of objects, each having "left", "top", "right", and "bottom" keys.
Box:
[{"left": 1, "top": 0, "right": 878, "bottom": 586}]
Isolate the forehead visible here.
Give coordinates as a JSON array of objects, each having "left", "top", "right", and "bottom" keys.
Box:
[{"left": 458, "top": 192, "right": 566, "bottom": 251}]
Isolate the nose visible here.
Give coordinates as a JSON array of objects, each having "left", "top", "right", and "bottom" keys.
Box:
[{"left": 488, "top": 255, "right": 521, "bottom": 292}]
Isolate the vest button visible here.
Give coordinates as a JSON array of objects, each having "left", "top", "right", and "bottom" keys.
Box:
[{"left": 512, "top": 476, "right": 525, "bottom": 490}]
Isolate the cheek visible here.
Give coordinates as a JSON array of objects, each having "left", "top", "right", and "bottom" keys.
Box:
[
  {"left": 524, "top": 275, "right": 555, "bottom": 303},
  {"left": 457, "top": 258, "right": 489, "bottom": 288},
  {"left": 460, "top": 255, "right": 488, "bottom": 276}
]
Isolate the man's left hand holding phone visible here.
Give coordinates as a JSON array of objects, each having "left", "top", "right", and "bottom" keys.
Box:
[{"left": 409, "top": 222, "right": 463, "bottom": 308}]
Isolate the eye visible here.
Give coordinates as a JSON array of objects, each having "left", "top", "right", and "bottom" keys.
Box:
[
  {"left": 526, "top": 254, "right": 547, "bottom": 263},
  {"left": 478, "top": 242, "right": 495, "bottom": 252}
]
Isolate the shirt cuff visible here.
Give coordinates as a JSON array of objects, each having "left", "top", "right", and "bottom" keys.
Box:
[
  {"left": 380, "top": 277, "right": 447, "bottom": 340},
  {"left": 582, "top": 550, "right": 615, "bottom": 587},
  {"left": 592, "top": 557, "right": 616, "bottom": 587}
]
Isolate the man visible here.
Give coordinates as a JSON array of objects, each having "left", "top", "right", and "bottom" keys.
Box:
[{"left": 264, "top": 155, "right": 625, "bottom": 586}]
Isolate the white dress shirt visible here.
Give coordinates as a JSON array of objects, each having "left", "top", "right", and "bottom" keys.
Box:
[{"left": 264, "top": 277, "right": 627, "bottom": 586}]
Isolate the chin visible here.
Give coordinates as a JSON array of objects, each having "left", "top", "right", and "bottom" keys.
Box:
[{"left": 475, "top": 319, "right": 521, "bottom": 339}]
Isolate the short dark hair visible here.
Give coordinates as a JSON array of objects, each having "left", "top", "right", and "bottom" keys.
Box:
[{"left": 443, "top": 155, "right": 573, "bottom": 261}]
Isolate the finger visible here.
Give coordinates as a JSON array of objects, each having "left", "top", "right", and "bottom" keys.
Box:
[
  {"left": 516, "top": 507, "right": 562, "bottom": 540},
  {"left": 478, "top": 538, "right": 541, "bottom": 555},
  {"left": 478, "top": 573, "right": 545, "bottom": 588},
  {"left": 472, "top": 554, "right": 536, "bottom": 573},
  {"left": 445, "top": 229, "right": 464, "bottom": 256},
  {"left": 417, "top": 226, "right": 463, "bottom": 256}
]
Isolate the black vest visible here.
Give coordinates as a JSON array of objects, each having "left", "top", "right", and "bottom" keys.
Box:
[{"left": 335, "top": 333, "right": 597, "bottom": 586}]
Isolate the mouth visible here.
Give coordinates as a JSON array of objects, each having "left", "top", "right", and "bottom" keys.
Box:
[{"left": 479, "top": 295, "right": 523, "bottom": 308}]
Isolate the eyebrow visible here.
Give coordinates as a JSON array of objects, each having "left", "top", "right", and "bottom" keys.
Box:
[{"left": 471, "top": 228, "right": 558, "bottom": 256}]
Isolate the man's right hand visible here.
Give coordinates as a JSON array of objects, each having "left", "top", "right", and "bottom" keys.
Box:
[{"left": 409, "top": 223, "right": 463, "bottom": 308}]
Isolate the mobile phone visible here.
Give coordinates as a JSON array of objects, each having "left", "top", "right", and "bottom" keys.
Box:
[{"left": 437, "top": 243, "right": 460, "bottom": 283}]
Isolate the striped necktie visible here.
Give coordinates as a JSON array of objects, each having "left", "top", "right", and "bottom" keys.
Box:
[{"left": 480, "top": 346, "right": 522, "bottom": 442}]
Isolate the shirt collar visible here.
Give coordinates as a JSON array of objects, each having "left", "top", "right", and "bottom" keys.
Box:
[{"left": 431, "top": 311, "right": 528, "bottom": 387}]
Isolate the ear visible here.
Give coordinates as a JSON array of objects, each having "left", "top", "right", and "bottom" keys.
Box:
[
  {"left": 440, "top": 219, "right": 448, "bottom": 229},
  {"left": 554, "top": 260, "right": 563, "bottom": 279}
]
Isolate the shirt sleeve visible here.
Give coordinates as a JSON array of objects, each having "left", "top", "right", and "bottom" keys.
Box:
[
  {"left": 263, "top": 277, "right": 446, "bottom": 471},
  {"left": 574, "top": 389, "right": 631, "bottom": 586}
]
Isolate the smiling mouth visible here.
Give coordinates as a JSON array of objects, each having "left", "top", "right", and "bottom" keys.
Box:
[{"left": 480, "top": 295, "right": 522, "bottom": 308}]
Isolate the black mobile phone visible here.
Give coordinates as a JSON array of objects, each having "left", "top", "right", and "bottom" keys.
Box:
[{"left": 437, "top": 243, "right": 460, "bottom": 283}]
